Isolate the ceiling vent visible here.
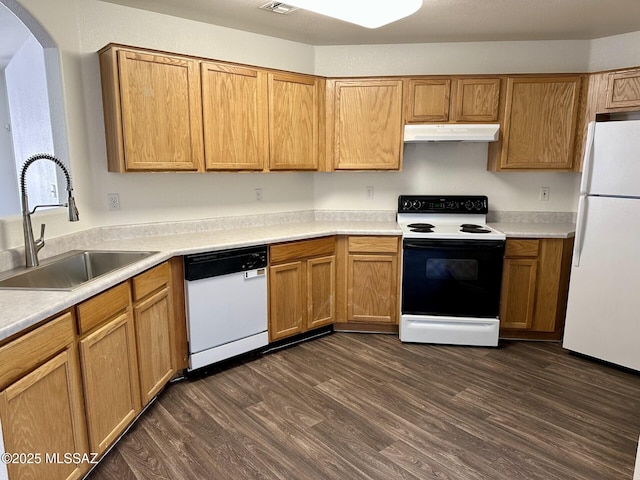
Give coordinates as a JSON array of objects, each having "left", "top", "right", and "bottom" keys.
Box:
[{"left": 259, "top": 2, "right": 298, "bottom": 15}]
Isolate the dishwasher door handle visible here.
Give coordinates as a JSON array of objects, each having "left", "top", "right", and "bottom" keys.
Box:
[{"left": 244, "top": 268, "right": 266, "bottom": 280}]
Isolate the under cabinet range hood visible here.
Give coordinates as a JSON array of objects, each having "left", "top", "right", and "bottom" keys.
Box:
[{"left": 404, "top": 124, "right": 500, "bottom": 143}]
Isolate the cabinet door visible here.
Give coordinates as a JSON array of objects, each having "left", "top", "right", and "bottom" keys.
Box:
[
  {"left": 269, "top": 261, "right": 305, "bottom": 341},
  {"left": 115, "top": 50, "right": 203, "bottom": 171},
  {"left": 268, "top": 72, "right": 319, "bottom": 170},
  {"left": 499, "top": 258, "right": 538, "bottom": 330},
  {"left": 605, "top": 69, "right": 640, "bottom": 110},
  {"left": 134, "top": 285, "right": 175, "bottom": 405},
  {"left": 201, "top": 62, "right": 267, "bottom": 170},
  {"left": 454, "top": 78, "right": 501, "bottom": 122},
  {"left": 405, "top": 78, "right": 451, "bottom": 122},
  {"left": 332, "top": 79, "right": 403, "bottom": 170},
  {"left": 347, "top": 254, "right": 398, "bottom": 324},
  {"left": 307, "top": 255, "right": 335, "bottom": 330},
  {"left": 499, "top": 76, "right": 581, "bottom": 170},
  {"left": 0, "top": 349, "right": 87, "bottom": 480},
  {"left": 79, "top": 310, "right": 141, "bottom": 454}
]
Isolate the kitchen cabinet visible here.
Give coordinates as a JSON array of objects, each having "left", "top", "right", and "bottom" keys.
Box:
[
  {"left": 489, "top": 75, "right": 584, "bottom": 171},
  {"left": 201, "top": 62, "right": 267, "bottom": 171},
  {"left": 0, "top": 312, "right": 89, "bottom": 480},
  {"left": 77, "top": 282, "right": 141, "bottom": 455},
  {"left": 269, "top": 236, "right": 336, "bottom": 341},
  {"left": 499, "top": 237, "right": 574, "bottom": 340},
  {"left": 268, "top": 72, "right": 321, "bottom": 170},
  {"left": 132, "top": 262, "right": 176, "bottom": 406},
  {"left": 604, "top": 68, "right": 640, "bottom": 110},
  {"left": 326, "top": 79, "right": 403, "bottom": 170},
  {"left": 99, "top": 45, "right": 204, "bottom": 172},
  {"left": 405, "top": 77, "right": 501, "bottom": 123},
  {"left": 202, "top": 66, "right": 321, "bottom": 171},
  {"left": 335, "top": 236, "right": 401, "bottom": 330},
  {"left": 101, "top": 44, "right": 322, "bottom": 173}
]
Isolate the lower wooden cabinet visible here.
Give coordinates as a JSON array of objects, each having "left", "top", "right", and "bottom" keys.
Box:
[
  {"left": 132, "top": 262, "right": 176, "bottom": 405},
  {"left": 0, "top": 313, "right": 88, "bottom": 480},
  {"left": 269, "top": 237, "right": 336, "bottom": 341},
  {"left": 77, "top": 284, "right": 141, "bottom": 455},
  {"left": 335, "top": 236, "right": 401, "bottom": 331},
  {"left": 499, "top": 237, "right": 574, "bottom": 340},
  {"left": 0, "top": 260, "right": 180, "bottom": 480}
]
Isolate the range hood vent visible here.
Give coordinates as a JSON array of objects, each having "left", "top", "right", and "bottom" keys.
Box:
[{"left": 404, "top": 124, "right": 500, "bottom": 143}]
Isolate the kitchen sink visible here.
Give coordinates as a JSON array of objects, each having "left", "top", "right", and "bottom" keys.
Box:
[{"left": 0, "top": 250, "right": 158, "bottom": 291}]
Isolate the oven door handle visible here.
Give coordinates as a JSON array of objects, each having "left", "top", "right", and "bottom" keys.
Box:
[{"left": 403, "top": 241, "right": 505, "bottom": 251}]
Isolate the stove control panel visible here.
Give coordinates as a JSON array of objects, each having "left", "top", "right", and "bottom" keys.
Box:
[{"left": 398, "top": 195, "right": 489, "bottom": 214}]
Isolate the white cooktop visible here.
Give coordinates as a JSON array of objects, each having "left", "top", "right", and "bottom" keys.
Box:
[{"left": 397, "top": 213, "right": 506, "bottom": 241}]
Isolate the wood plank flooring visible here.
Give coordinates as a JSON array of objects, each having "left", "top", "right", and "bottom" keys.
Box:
[{"left": 87, "top": 334, "right": 640, "bottom": 479}]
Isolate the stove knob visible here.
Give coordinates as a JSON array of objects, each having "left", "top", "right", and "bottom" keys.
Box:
[
  {"left": 412, "top": 200, "right": 422, "bottom": 210},
  {"left": 464, "top": 200, "right": 474, "bottom": 211},
  {"left": 475, "top": 200, "right": 485, "bottom": 210},
  {"left": 402, "top": 199, "right": 412, "bottom": 210}
]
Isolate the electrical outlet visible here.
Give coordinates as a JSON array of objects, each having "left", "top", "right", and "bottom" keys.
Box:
[
  {"left": 365, "top": 186, "right": 374, "bottom": 200},
  {"left": 107, "top": 193, "right": 120, "bottom": 211},
  {"left": 540, "top": 187, "right": 550, "bottom": 201},
  {"left": 255, "top": 188, "right": 263, "bottom": 202}
]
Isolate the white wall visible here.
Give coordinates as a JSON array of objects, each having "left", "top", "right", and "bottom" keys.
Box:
[
  {"left": 315, "top": 40, "right": 591, "bottom": 77},
  {"left": 314, "top": 143, "right": 580, "bottom": 212},
  {"left": 3, "top": 0, "right": 640, "bottom": 252},
  {"left": 589, "top": 31, "right": 640, "bottom": 72}
]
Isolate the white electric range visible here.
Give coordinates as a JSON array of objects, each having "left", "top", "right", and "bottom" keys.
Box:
[{"left": 397, "top": 195, "right": 506, "bottom": 347}]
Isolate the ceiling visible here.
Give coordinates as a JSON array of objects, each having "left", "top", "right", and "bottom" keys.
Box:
[
  {"left": 2, "top": 0, "right": 640, "bottom": 68},
  {"left": 98, "top": 0, "right": 640, "bottom": 46}
]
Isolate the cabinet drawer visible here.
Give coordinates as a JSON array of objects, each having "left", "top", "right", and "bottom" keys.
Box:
[
  {"left": 348, "top": 236, "right": 399, "bottom": 254},
  {"left": 132, "top": 262, "right": 170, "bottom": 301},
  {"left": 0, "top": 312, "right": 75, "bottom": 389},
  {"left": 505, "top": 239, "right": 539, "bottom": 258},
  {"left": 77, "top": 282, "right": 130, "bottom": 335},
  {"left": 270, "top": 236, "right": 335, "bottom": 264}
]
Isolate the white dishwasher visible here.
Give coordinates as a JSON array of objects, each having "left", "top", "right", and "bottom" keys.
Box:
[{"left": 184, "top": 245, "right": 268, "bottom": 371}]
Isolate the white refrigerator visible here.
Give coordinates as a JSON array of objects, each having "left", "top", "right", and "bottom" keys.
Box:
[{"left": 563, "top": 117, "right": 640, "bottom": 372}]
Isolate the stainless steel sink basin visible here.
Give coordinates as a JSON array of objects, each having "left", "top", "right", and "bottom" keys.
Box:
[{"left": 0, "top": 250, "right": 158, "bottom": 291}]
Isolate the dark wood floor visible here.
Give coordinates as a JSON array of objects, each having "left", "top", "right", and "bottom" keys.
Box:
[{"left": 87, "top": 333, "right": 640, "bottom": 480}]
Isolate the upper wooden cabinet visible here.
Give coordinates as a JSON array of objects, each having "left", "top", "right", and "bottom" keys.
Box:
[
  {"left": 585, "top": 67, "right": 640, "bottom": 115},
  {"left": 605, "top": 68, "right": 640, "bottom": 110},
  {"left": 201, "top": 62, "right": 267, "bottom": 171},
  {"left": 100, "top": 45, "right": 322, "bottom": 172},
  {"left": 100, "top": 46, "right": 204, "bottom": 172},
  {"left": 326, "top": 79, "right": 404, "bottom": 170},
  {"left": 405, "top": 77, "right": 501, "bottom": 123},
  {"left": 489, "top": 75, "right": 584, "bottom": 171},
  {"left": 268, "top": 72, "right": 321, "bottom": 170}
]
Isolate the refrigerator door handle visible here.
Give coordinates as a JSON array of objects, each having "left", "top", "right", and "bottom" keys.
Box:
[
  {"left": 573, "top": 195, "right": 588, "bottom": 267},
  {"left": 579, "top": 121, "right": 596, "bottom": 195}
]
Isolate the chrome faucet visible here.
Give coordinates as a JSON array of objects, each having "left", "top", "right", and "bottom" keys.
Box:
[{"left": 20, "top": 153, "right": 79, "bottom": 267}]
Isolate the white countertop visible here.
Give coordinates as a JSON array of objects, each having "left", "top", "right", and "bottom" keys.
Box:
[
  {"left": 0, "top": 220, "right": 401, "bottom": 342},
  {"left": 490, "top": 222, "right": 576, "bottom": 238},
  {"left": 0, "top": 218, "right": 577, "bottom": 343}
]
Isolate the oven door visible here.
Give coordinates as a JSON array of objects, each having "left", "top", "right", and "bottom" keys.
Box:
[{"left": 401, "top": 239, "right": 505, "bottom": 318}]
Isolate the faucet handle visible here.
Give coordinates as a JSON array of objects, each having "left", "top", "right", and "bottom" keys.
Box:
[{"left": 36, "top": 224, "right": 46, "bottom": 250}]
